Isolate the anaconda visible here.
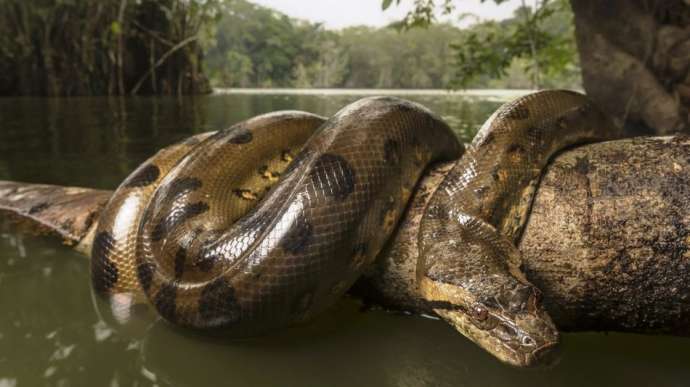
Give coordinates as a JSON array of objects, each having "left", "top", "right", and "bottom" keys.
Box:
[
  {"left": 418, "top": 90, "right": 620, "bottom": 365},
  {"left": 0, "top": 90, "right": 621, "bottom": 367}
]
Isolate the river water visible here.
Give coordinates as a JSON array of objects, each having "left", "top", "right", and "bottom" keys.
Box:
[{"left": 0, "top": 90, "right": 688, "bottom": 387}]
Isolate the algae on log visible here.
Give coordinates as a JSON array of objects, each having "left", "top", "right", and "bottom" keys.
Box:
[
  {"left": 0, "top": 136, "right": 689, "bottom": 334},
  {"left": 354, "top": 135, "right": 690, "bottom": 335}
]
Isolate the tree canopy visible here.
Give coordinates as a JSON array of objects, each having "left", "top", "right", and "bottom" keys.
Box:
[
  {"left": 381, "top": 0, "right": 579, "bottom": 88},
  {"left": 203, "top": 0, "right": 580, "bottom": 89},
  {"left": 0, "top": 0, "right": 582, "bottom": 95}
]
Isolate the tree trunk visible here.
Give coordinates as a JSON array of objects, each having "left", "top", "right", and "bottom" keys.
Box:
[
  {"left": 570, "top": 0, "right": 690, "bottom": 135},
  {"left": 354, "top": 135, "right": 690, "bottom": 335}
]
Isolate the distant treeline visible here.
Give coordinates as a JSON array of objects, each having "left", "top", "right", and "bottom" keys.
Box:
[
  {"left": 204, "top": 0, "right": 581, "bottom": 89},
  {"left": 0, "top": 0, "right": 580, "bottom": 96}
]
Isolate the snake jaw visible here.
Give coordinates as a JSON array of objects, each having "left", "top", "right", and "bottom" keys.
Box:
[
  {"left": 474, "top": 284, "right": 560, "bottom": 367},
  {"left": 420, "top": 273, "right": 560, "bottom": 367},
  {"left": 435, "top": 300, "right": 559, "bottom": 367}
]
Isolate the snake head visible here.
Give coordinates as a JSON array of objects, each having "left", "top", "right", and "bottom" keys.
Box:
[{"left": 420, "top": 240, "right": 560, "bottom": 367}]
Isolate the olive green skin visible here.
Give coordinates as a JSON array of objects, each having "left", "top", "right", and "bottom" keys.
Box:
[
  {"left": 419, "top": 90, "right": 622, "bottom": 366},
  {"left": 92, "top": 97, "right": 461, "bottom": 335}
]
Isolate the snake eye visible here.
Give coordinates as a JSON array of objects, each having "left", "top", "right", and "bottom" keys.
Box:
[
  {"left": 473, "top": 305, "right": 489, "bottom": 321},
  {"left": 521, "top": 335, "right": 536, "bottom": 347}
]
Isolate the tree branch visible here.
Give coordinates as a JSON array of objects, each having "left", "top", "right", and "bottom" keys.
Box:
[{"left": 130, "top": 35, "right": 199, "bottom": 95}]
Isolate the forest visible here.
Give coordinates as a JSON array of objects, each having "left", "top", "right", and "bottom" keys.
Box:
[
  {"left": 203, "top": 0, "right": 580, "bottom": 89},
  {"left": 0, "top": 0, "right": 579, "bottom": 96}
]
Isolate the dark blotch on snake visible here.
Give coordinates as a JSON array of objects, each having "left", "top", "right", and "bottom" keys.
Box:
[
  {"left": 394, "top": 100, "right": 415, "bottom": 112},
  {"left": 137, "top": 262, "right": 155, "bottom": 293},
  {"left": 227, "top": 127, "right": 253, "bottom": 144},
  {"left": 154, "top": 283, "right": 178, "bottom": 323},
  {"left": 91, "top": 231, "right": 119, "bottom": 294},
  {"left": 124, "top": 164, "right": 160, "bottom": 188},
  {"left": 152, "top": 202, "right": 209, "bottom": 242},
  {"left": 195, "top": 252, "right": 218, "bottom": 272},
  {"left": 310, "top": 153, "right": 355, "bottom": 200},
  {"left": 507, "top": 144, "right": 526, "bottom": 155},
  {"left": 383, "top": 139, "right": 401, "bottom": 164},
  {"left": 479, "top": 132, "right": 495, "bottom": 146},
  {"left": 174, "top": 248, "right": 186, "bottom": 279},
  {"left": 281, "top": 217, "right": 313, "bottom": 254},
  {"left": 198, "top": 278, "right": 240, "bottom": 324},
  {"left": 526, "top": 126, "right": 541, "bottom": 138},
  {"left": 166, "top": 177, "right": 202, "bottom": 200}
]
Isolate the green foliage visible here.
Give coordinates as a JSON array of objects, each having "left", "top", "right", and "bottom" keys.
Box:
[
  {"left": 0, "top": 0, "right": 220, "bottom": 96},
  {"left": 384, "top": 0, "right": 580, "bottom": 89},
  {"left": 205, "top": 0, "right": 460, "bottom": 89},
  {"left": 450, "top": 0, "right": 577, "bottom": 88},
  {"left": 339, "top": 25, "right": 457, "bottom": 88},
  {"left": 0, "top": 0, "right": 580, "bottom": 94},
  {"left": 204, "top": 0, "right": 578, "bottom": 90}
]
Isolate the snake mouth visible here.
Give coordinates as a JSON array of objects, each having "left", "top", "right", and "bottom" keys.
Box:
[
  {"left": 490, "top": 322, "right": 560, "bottom": 368},
  {"left": 432, "top": 303, "right": 561, "bottom": 367},
  {"left": 486, "top": 327, "right": 561, "bottom": 368}
]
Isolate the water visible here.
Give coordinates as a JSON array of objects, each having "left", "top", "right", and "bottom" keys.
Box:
[{"left": 0, "top": 91, "right": 688, "bottom": 387}]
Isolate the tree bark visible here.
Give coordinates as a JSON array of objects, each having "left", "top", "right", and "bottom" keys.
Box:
[
  {"left": 570, "top": 0, "right": 690, "bottom": 135},
  {"left": 354, "top": 135, "right": 690, "bottom": 335},
  {"left": 1, "top": 136, "right": 689, "bottom": 334}
]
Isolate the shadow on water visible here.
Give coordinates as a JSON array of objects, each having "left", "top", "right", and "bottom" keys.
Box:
[{"left": 0, "top": 91, "right": 689, "bottom": 386}]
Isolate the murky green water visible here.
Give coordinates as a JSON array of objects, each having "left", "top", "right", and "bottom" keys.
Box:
[{"left": 0, "top": 91, "right": 688, "bottom": 387}]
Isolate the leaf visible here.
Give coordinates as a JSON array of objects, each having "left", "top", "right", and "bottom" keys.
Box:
[
  {"left": 382, "top": 0, "right": 394, "bottom": 10},
  {"left": 110, "top": 21, "right": 121, "bottom": 35}
]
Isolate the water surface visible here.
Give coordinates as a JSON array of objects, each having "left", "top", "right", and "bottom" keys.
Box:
[{"left": 0, "top": 91, "right": 688, "bottom": 387}]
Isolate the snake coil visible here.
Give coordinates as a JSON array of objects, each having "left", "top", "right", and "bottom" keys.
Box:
[{"left": 91, "top": 91, "right": 620, "bottom": 366}]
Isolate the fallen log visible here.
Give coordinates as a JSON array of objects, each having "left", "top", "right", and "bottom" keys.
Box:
[
  {"left": 355, "top": 135, "right": 690, "bottom": 335},
  {"left": 1, "top": 136, "right": 689, "bottom": 334}
]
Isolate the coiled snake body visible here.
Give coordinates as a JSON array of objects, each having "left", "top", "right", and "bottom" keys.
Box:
[{"left": 90, "top": 91, "right": 620, "bottom": 366}]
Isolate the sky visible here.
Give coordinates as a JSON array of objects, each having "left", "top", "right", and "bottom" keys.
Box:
[{"left": 250, "top": 0, "right": 524, "bottom": 29}]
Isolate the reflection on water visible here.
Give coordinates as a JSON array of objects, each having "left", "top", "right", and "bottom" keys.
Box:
[
  {"left": 0, "top": 91, "right": 689, "bottom": 386},
  {"left": 0, "top": 93, "right": 498, "bottom": 189}
]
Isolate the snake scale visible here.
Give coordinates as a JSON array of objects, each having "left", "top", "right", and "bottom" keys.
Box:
[{"left": 39, "top": 90, "right": 621, "bottom": 367}]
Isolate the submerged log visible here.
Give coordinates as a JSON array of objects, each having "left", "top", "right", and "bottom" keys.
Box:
[
  {"left": 0, "top": 182, "right": 110, "bottom": 246},
  {"left": 355, "top": 135, "right": 690, "bottom": 335},
  {"left": 1, "top": 135, "right": 689, "bottom": 334}
]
